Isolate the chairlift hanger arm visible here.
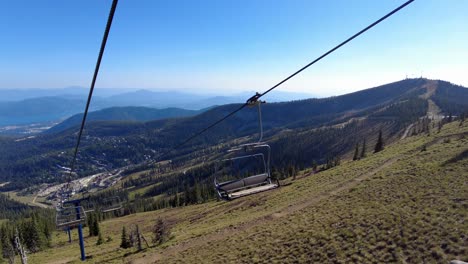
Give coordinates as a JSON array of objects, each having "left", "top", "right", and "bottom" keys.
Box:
[{"left": 246, "top": 92, "right": 261, "bottom": 105}]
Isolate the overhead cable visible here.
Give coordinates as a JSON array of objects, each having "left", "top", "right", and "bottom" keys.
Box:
[{"left": 66, "top": 0, "right": 119, "bottom": 188}]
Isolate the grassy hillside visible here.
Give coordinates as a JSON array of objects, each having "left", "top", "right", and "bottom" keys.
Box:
[{"left": 28, "top": 120, "right": 468, "bottom": 263}]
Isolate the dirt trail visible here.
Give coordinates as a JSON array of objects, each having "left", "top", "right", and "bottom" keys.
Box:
[
  {"left": 402, "top": 80, "right": 441, "bottom": 140},
  {"left": 419, "top": 80, "right": 438, "bottom": 99},
  {"left": 130, "top": 157, "right": 398, "bottom": 263},
  {"left": 32, "top": 195, "right": 49, "bottom": 208},
  {"left": 427, "top": 99, "right": 443, "bottom": 120},
  {"left": 420, "top": 80, "right": 443, "bottom": 120},
  {"left": 401, "top": 123, "right": 414, "bottom": 140}
]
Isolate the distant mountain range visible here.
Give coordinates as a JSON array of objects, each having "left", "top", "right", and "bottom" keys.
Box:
[
  {"left": 0, "top": 87, "right": 132, "bottom": 101},
  {"left": 1, "top": 78, "right": 467, "bottom": 190},
  {"left": 0, "top": 88, "right": 315, "bottom": 127}
]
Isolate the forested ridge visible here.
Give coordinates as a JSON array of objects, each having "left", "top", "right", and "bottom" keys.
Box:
[
  {"left": 0, "top": 79, "right": 466, "bottom": 191},
  {"left": 46, "top": 106, "right": 203, "bottom": 134}
]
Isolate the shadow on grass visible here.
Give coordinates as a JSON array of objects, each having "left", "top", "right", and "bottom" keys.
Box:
[
  {"left": 442, "top": 149, "right": 468, "bottom": 166},
  {"left": 98, "top": 248, "right": 147, "bottom": 263}
]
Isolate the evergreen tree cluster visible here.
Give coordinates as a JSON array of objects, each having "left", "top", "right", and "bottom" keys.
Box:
[
  {"left": 353, "top": 139, "right": 367, "bottom": 161},
  {"left": 0, "top": 193, "right": 55, "bottom": 261},
  {"left": 369, "top": 98, "right": 429, "bottom": 128},
  {"left": 119, "top": 224, "right": 145, "bottom": 250},
  {"left": 0, "top": 194, "right": 30, "bottom": 219},
  {"left": 0, "top": 211, "right": 54, "bottom": 262}
]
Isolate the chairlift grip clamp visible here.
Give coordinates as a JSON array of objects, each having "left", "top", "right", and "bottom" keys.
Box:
[{"left": 246, "top": 92, "right": 266, "bottom": 106}]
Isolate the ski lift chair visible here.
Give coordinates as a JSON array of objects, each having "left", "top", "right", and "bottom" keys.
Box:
[
  {"left": 214, "top": 143, "right": 279, "bottom": 200},
  {"left": 56, "top": 206, "right": 87, "bottom": 229},
  {"left": 100, "top": 196, "right": 122, "bottom": 213},
  {"left": 61, "top": 198, "right": 95, "bottom": 213},
  {"left": 214, "top": 95, "right": 279, "bottom": 200}
]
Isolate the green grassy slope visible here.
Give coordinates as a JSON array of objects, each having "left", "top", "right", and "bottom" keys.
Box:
[{"left": 29, "top": 121, "right": 468, "bottom": 263}]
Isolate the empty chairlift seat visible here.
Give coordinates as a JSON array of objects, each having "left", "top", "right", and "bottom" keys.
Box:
[
  {"left": 214, "top": 143, "right": 279, "bottom": 200},
  {"left": 218, "top": 172, "right": 277, "bottom": 199}
]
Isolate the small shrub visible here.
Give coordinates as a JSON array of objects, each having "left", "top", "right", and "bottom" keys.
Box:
[{"left": 96, "top": 232, "right": 103, "bottom": 245}]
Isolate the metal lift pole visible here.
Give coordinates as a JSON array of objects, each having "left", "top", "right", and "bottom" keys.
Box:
[
  {"left": 78, "top": 223, "right": 85, "bottom": 261},
  {"left": 68, "top": 227, "right": 72, "bottom": 243},
  {"left": 74, "top": 201, "right": 86, "bottom": 261}
]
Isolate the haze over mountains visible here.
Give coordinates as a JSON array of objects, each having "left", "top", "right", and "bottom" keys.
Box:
[
  {"left": 1, "top": 78, "right": 467, "bottom": 191},
  {"left": 0, "top": 87, "right": 315, "bottom": 128}
]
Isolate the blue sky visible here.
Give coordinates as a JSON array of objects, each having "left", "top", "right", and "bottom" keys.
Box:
[{"left": 0, "top": 0, "right": 467, "bottom": 96}]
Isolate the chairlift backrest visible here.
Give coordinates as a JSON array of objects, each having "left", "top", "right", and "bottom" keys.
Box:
[
  {"left": 56, "top": 206, "right": 86, "bottom": 229},
  {"left": 62, "top": 199, "right": 95, "bottom": 213}
]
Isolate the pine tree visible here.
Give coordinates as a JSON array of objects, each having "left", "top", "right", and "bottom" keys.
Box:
[
  {"left": 360, "top": 139, "right": 366, "bottom": 158},
  {"left": 374, "top": 130, "right": 384, "bottom": 153},
  {"left": 174, "top": 192, "right": 180, "bottom": 207},
  {"left": 288, "top": 165, "right": 296, "bottom": 180},
  {"left": 193, "top": 182, "right": 202, "bottom": 203},
  {"left": 135, "top": 225, "right": 142, "bottom": 251},
  {"left": 120, "top": 226, "right": 129, "bottom": 249},
  {"left": 183, "top": 185, "right": 190, "bottom": 205},
  {"left": 88, "top": 213, "right": 94, "bottom": 237},
  {"left": 92, "top": 217, "right": 100, "bottom": 237},
  {"left": 311, "top": 160, "right": 318, "bottom": 172},
  {"left": 42, "top": 221, "right": 51, "bottom": 247},
  {"left": 353, "top": 143, "right": 359, "bottom": 161}
]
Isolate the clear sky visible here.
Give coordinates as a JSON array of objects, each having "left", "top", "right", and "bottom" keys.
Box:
[{"left": 0, "top": 0, "right": 467, "bottom": 97}]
